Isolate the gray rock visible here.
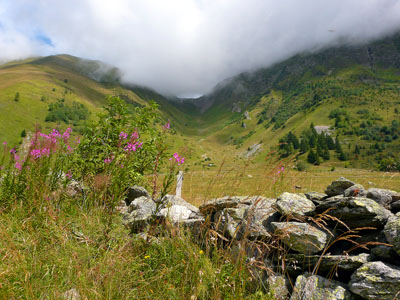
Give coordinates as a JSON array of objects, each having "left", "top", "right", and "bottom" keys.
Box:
[
  {"left": 285, "top": 253, "right": 370, "bottom": 276},
  {"left": 349, "top": 261, "right": 400, "bottom": 300},
  {"left": 126, "top": 185, "right": 150, "bottom": 205},
  {"left": 291, "top": 274, "right": 353, "bottom": 300},
  {"left": 344, "top": 184, "right": 366, "bottom": 197},
  {"left": 271, "top": 222, "right": 328, "bottom": 254},
  {"left": 62, "top": 288, "right": 80, "bottom": 300},
  {"left": 242, "top": 198, "right": 277, "bottom": 239},
  {"left": 199, "top": 196, "right": 255, "bottom": 214},
  {"left": 267, "top": 275, "right": 289, "bottom": 300},
  {"left": 367, "top": 188, "right": 398, "bottom": 209},
  {"left": 123, "top": 196, "right": 156, "bottom": 232},
  {"left": 325, "top": 177, "right": 355, "bottom": 196},
  {"left": 275, "top": 192, "right": 315, "bottom": 218},
  {"left": 384, "top": 212, "right": 400, "bottom": 256},
  {"left": 214, "top": 206, "right": 247, "bottom": 239},
  {"left": 160, "top": 194, "right": 200, "bottom": 214},
  {"left": 305, "top": 191, "right": 327, "bottom": 202},
  {"left": 315, "top": 197, "right": 392, "bottom": 228}
]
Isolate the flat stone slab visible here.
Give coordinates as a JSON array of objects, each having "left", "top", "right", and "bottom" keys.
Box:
[
  {"left": 349, "top": 261, "right": 400, "bottom": 300},
  {"left": 271, "top": 222, "right": 328, "bottom": 254}
]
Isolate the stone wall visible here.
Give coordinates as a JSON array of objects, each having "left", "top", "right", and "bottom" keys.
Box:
[{"left": 120, "top": 178, "right": 400, "bottom": 299}]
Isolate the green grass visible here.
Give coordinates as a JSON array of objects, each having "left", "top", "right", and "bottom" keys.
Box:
[{"left": 0, "top": 203, "right": 274, "bottom": 299}]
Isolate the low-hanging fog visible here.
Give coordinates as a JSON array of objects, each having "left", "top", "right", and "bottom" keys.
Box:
[{"left": 1, "top": 0, "right": 400, "bottom": 97}]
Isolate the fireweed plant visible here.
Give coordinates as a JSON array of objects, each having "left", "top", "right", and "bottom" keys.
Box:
[{"left": 0, "top": 96, "right": 183, "bottom": 213}]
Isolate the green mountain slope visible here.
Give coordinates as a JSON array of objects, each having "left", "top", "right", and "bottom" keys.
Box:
[{"left": 190, "top": 33, "right": 400, "bottom": 170}]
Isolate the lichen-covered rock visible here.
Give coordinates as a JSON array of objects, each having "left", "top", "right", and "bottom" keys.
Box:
[
  {"left": 214, "top": 206, "right": 247, "bottom": 239},
  {"left": 291, "top": 274, "right": 353, "bottom": 300},
  {"left": 267, "top": 275, "right": 289, "bottom": 300},
  {"left": 123, "top": 196, "right": 156, "bottom": 232},
  {"left": 125, "top": 185, "right": 150, "bottom": 205},
  {"left": 367, "top": 188, "right": 398, "bottom": 209},
  {"left": 271, "top": 222, "right": 328, "bottom": 254},
  {"left": 315, "top": 197, "right": 392, "bottom": 228},
  {"left": 199, "top": 196, "right": 257, "bottom": 214},
  {"left": 285, "top": 253, "right": 370, "bottom": 276},
  {"left": 325, "top": 177, "right": 355, "bottom": 196},
  {"left": 344, "top": 184, "right": 366, "bottom": 197},
  {"left": 305, "top": 191, "right": 327, "bottom": 202},
  {"left": 384, "top": 212, "right": 400, "bottom": 256},
  {"left": 275, "top": 193, "right": 315, "bottom": 218},
  {"left": 349, "top": 261, "right": 400, "bottom": 300},
  {"left": 242, "top": 197, "right": 277, "bottom": 239}
]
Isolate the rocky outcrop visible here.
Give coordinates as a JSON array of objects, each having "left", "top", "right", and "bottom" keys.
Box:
[{"left": 349, "top": 261, "right": 400, "bottom": 299}]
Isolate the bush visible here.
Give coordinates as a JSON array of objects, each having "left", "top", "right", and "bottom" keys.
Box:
[{"left": 296, "top": 161, "right": 306, "bottom": 171}]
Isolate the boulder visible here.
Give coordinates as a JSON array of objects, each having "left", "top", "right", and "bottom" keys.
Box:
[
  {"left": 291, "top": 274, "right": 353, "bottom": 300},
  {"left": 343, "top": 184, "right": 366, "bottom": 197},
  {"left": 123, "top": 194, "right": 204, "bottom": 233},
  {"left": 271, "top": 222, "right": 328, "bottom": 254},
  {"left": 384, "top": 212, "right": 400, "bottom": 256},
  {"left": 123, "top": 196, "right": 156, "bottom": 232},
  {"left": 349, "top": 261, "right": 400, "bottom": 300},
  {"left": 214, "top": 206, "right": 247, "bottom": 239},
  {"left": 275, "top": 193, "right": 315, "bottom": 218},
  {"left": 241, "top": 198, "right": 277, "bottom": 239},
  {"left": 315, "top": 197, "right": 392, "bottom": 228},
  {"left": 125, "top": 185, "right": 150, "bottom": 205},
  {"left": 325, "top": 177, "right": 355, "bottom": 196},
  {"left": 199, "top": 196, "right": 257, "bottom": 214},
  {"left": 285, "top": 253, "right": 370, "bottom": 276},
  {"left": 367, "top": 188, "right": 398, "bottom": 209},
  {"left": 267, "top": 275, "right": 290, "bottom": 300}
]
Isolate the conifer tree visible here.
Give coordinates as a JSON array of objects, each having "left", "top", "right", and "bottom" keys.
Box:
[{"left": 300, "top": 139, "right": 309, "bottom": 154}]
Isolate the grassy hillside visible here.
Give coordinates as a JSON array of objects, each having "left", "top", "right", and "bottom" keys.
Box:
[{"left": 189, "top": 33, "right": 400, "bottom": 171}]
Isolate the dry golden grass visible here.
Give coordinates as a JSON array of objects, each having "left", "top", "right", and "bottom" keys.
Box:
[{"left": 177, "top": 164, "right": 400, "bottom": 206}]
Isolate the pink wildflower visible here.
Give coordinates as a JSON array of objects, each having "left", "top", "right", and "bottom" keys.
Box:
[
  {"left": 2, "top": 141, "right": 7, "bottom": 146},
  {"left": 104, "top": 157, "right": 112, "bottom": 164},
  {"left": 66, "top": 171, "right": 72, "bottom": 180},
  {"left": 62, "top": 128, "right": 72, "bottom": 142},
  {"left": 124, "top": 141, "right": 142, "bottom": 152},
  {"left": 41, "top": 148, "right": 50, "bottom": 157},
  {"left": 170, "top": 152, "right": 185, "bottom": 166},
  {"left": 163, "top": 121, "right": 171, "bottom": 130},
  {"left": 30, "top": 149, "right": 42, "bottom": 159},
  {"left": 15, "top": 162, "right": 22, "bottom": 171},
  {"left": 10, "top": 148, "right": 16, "bottom": 154},
  {"left": 119, "top": 132, "right": 128, "bottom": 140},
  {"left": 131, "top": 131, "right": 139, "bottom": 140}
]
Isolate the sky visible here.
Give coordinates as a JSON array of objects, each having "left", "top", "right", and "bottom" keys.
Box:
[{"left": 1, "top": 0, "right": 400, "bottom": 97}]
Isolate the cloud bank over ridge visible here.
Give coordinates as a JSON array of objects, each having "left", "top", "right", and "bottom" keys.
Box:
[{"left": 1, "top": 0, "right": 400, "bottom": 96}]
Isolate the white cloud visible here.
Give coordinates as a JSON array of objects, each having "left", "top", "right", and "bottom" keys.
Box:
[{"left": 1, "top": 0, "right": 400, "bottom": 96}]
